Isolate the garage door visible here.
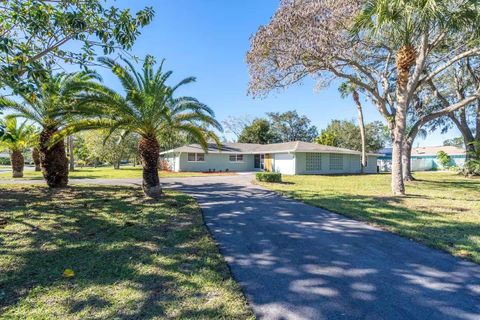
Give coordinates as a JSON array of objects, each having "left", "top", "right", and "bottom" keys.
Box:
[{"left": 274, "top": 153, "right": 295, "bottom": 174}]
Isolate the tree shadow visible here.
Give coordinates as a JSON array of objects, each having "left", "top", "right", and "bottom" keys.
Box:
[
  {"left": 160, "top": 178, "right": 480, "bottom": 319},
  {"left": 0, "top": 185, "right": 251, "bottom": 319}
]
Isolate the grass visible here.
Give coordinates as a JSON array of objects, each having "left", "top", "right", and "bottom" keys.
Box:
[
  {"left": 0, "top": 185, "right": 253, "bottom": 319},
  {"left": 0, "top": 166, "right": 235, "bottom": 180},
  {"left": 257, "top": 172, "right": 480, "bottom": 264}
]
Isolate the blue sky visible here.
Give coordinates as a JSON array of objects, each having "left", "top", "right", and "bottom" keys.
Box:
[{"left": 98, "top": 0, "right": 458, "bottom": 146}]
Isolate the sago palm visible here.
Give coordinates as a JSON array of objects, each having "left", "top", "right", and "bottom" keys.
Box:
[
  {"left": 0, "top": 117, "right": 36, "bottom": 178},
  {"left": 69, "top": 56, "right": 222, "bottom": 197},
  {"left": 0, "top": 71, "right": 101, "bottom": 187}
]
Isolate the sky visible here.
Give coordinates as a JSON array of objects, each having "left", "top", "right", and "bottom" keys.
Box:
[{"left": 94, "top": 0, "right": 459, "bottom": 146}]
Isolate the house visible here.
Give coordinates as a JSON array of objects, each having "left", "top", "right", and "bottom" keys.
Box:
[
  {"left": 160, "top": 141, "right": 379, "bottom": 175},
  {"left": 411, "top": 146, "right": 466, "bottom": 170},
  {"left": 377, "top": 145, "right": 466, "bottom": 172}
]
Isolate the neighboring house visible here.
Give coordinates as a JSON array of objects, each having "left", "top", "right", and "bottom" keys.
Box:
[
  {"left": 161, "top": 141, "right": 379, "bottom": 175},
  {"left": 411, "top": 146, "right": 466, "bottom": 170},
  {"left": 377, "top": 147, "right": 392, "bottom": 172},
  {"left": 377, "top": 146, "right": 466, "bottom": 172}
]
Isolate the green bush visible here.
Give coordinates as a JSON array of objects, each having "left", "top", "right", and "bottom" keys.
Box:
[
  {"left": 0, "top": 157, "right": 11, "bottom": 165},
  {"left": 437, "top": 150, "right": 451, "bottom": 168},
  {"left": 463, "top": 159, "right": 480, "bottom": 176},
  {"left": 256, "top": 172, "right": 282, "bottom": 183}
]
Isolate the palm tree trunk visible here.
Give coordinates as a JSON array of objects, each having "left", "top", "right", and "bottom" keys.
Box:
[
  {"left": 40, "top": 129, "right": 69, "bottom": 188},
  {"left": 352, "top": 90, "right": 367, "bottom": 173},
  {"left": 32, "top": 147, "right": 41, "bottom": 171},
  {"left": 391, "top": 45, "right": 416, "bottom": 195},
  {"left": 139, "top": 136, "right": 161, "bottom": 197},
  {"left": 11, "top": 150, "right": 24, "bottom": 178}
]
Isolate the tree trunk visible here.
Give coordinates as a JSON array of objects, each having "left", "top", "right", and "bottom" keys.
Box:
[
  {"left": 32, "top": 147, "right": 41, "bottom": 171},
  {"left": 113, "top": 160, "right": 120, "bottom": 170},
  {"left": 352, "top": 89, "right": 367, "bottom": 173},
  {"left": 68, "top": 135, "right": 75, "bottom": 171},
  {"left": 402, "top": 140, "right": 415, "bottom": 181},
  {"left": 40, "top": 129, "right": 69, "bottom": 188},
  {"left": 11, "top": 150, "right": 24, "bottom": 178},
  {"left": 391, "top": 45, "right": 416, "bottom": 195},
  {"left": 139, "top": 136, "right": 161, "bottom": 197}
]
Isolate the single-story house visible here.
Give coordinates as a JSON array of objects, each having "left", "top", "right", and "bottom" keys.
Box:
[
  {"left": 160, "top": 141, "right": 379, "bottom": 175},
  {"left": 377, "top": 145, "right": 466, "bottom": 172},
  {"left": 411, "top": 146, "right": 466, "bottom": 170}
]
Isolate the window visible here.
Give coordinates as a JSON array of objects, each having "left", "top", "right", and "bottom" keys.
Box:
[
  {"left": 188, "top": 153, "right": 205, "bottom": 162},
  {"left": 229, "top": 154, "right": 244, "bottom": 162},
  {"left": 306, "top": 153, "right": 322, "bottom": 171},
  {"left": 329, "top": 154, "right": 344, "bottom": 170}
]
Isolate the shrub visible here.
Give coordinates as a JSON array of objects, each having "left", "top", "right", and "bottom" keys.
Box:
[
  {"left": 256, "top": 172, "right": 282, "bottom": 183},
  {"left": 436, "top": 150, "right": 451, "bottom": 168},
  {"left": 463, "top": 159, "right": 480, "bottom": 176}
]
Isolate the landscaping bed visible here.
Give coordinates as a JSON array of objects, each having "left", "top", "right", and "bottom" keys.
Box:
[{"left": 0, "top": 185, "right": 253, "bottom": 319}]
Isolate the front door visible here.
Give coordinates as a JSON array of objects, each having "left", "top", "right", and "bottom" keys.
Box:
[{"left": 254, "top": 154, "right": 265, "bottom": 170}]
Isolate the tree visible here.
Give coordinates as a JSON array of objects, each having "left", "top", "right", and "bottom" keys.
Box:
[
  {"left": 0, "top": 1, "right": 154, "bottom": 95},
  {"left": 82, "top": 130, "right": 139, "bottom": 169},
  {"left": 71, "top": 56, "right": 222, "bottom": 197},
  {"left": 443, "top": 137, "right": 464, "bottom": 148},
  {"left": 221, "top": 115, "right": 253, "bottom": 140},
  {"left": 0, "top": 71, "right": 102, "bottom": 187},
  {"left": 247, "top": 0, "right": 480, "bottom": 195},
  {"left": 0, "top": 118, "right": 36, "bottom": 178},
  {"left": 339, "top": 81, "right": 367, "bottom": 172},
  {"left": 238, "top": 118, "right": 276, "bottom": 144},
  {"left": 315, "top": 120, "right": 387, "bottom": 152},
  {"left": 267, "top": 110, "right": 318, "bottom": 142}
]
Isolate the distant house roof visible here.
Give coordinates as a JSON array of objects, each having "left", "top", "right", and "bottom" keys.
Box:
[
  {"left": 411, "top": 146, "right": 465, "bottom": 157},
  {"left": 161, "top": 141, "right": 380, "bottom": 156},
  {"left": 377, "top": 147, "right": 392, "bottom": 156}
]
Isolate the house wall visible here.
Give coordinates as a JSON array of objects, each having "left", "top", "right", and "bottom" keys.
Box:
[
  {"left": 273, "top": 153, "right": 296, "bottom": 175},
  {"left": 161, "top": 153, "right": 180, "bottom": 172},
  {"left": 295, "top": 152, "right": 377, "bottom": 174},
  {"left": 177, "top": 153, "right": 256, "bottom": 172},
  {"left": 411, "top": 154, "right": 465, "bottom": 171}
]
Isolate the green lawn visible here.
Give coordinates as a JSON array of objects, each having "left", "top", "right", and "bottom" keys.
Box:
[
  {"left": 257, "top": 172, "right": 480, "bottom": 263},
  {"left": 0, "top": 166, "right": 235, "bottom": 180},
  {"left": 0, "top": 185, "right": 253, "bottom": 319}
]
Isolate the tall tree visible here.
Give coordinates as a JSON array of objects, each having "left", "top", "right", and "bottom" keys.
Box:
[
  {"left": 0, "top": 118, "right": 36, "bottom": 178},
  {"left": 315, "top": 120, "right": 387, "bottom": 152},
  {"left": 0, "top": 71, "right": 101, "bottom": 187},
  {"left": 339, "top": 81, "right": 368, "bottom": 172},
  {"left": 221, "top": 115, "right": 253, "bottom": 140},
  {"left": 267, "top": 110, "right": 318, "bottom": 142},
  {"left": 238, "top": 118, "right": 276, "bottom": 144},
  {"left": 443, "top": 137, "right": 465, "bottom": 148},
  {"left": 247, "top": 0, "right": 480, "bottom": 195},
  {"left": 0, "top": 1, "right": 153, "bottom": 95},
  {"left": 70, "top": 56, "right": 222, "bottom": 197}
]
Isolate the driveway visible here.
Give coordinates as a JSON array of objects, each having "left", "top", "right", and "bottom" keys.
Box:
[
  {"left": 2, "top": 174, "right": 480, "bottom": 319},
  {"left": 160, "top": 174, "right": 480, "bottom": 320}
]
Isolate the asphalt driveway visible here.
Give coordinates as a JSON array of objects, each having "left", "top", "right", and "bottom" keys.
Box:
[
  {"left": 160, "top": 174, "right": 480, "bottom": 320},
  {"left": 3, "top": 174, "right": 480, "bottom": 319}
]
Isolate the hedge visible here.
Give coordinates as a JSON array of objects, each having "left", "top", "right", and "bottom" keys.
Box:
[{"left": 256, "top": 172, "right": 282, "bottom": 183}]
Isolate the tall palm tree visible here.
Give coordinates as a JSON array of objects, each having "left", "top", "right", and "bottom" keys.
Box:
[
  {"left": 339, "top": 81, "right": 367, "bottom": 173},
  {"left": 0, "top": 71, "right": 101, "bottom": 187},
  {"left": 69, "top": 56, "right": 222, "bottom": 197},
  {"left": 353, "top": 0, "right": 472, "bottom": 195},
  {"left": 0, "top": 118, "right": 36, "bottom": 178}
]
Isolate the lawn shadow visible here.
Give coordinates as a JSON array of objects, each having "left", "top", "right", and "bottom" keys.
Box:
[{"left": 0, "top": 185, "right": 248, "bottom": 318}]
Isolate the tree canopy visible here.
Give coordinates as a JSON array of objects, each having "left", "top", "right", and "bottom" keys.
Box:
[
  {"left": 238, "top": 118, "right": 276, "bottom": 144},
  {"left": 315, "top": 119, "right": 388, "bottom": 152},
  {"left": 0, "top": 0, "right": 154, "bottom": 94}
]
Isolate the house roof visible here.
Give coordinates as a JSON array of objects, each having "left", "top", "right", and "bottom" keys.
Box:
[
  {"left": 161, "top": 141, "right": 380, "bottom": 156},
  {"left": 411, "top": 146, "right": 466, "bottom": 156}
]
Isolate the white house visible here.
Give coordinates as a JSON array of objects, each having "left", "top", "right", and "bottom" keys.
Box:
[{"left": 160, "top": 141, "right": 379, "bottom": 175}]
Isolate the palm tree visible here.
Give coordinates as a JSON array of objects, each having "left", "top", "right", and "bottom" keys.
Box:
[
  {"left": 353, "top": 0, "right": 470, "bottom": 195},
  {"left": 69, "top": 56, "right": 222, "bottom": 197},
  {"left": 0, "top": 118, "right": 36, "bottom": 178},
  {"left": 0, "top": 71, "right": 101, "bottom": 187},
  {"left": 339, "top": 81, "right": 367, "bottom": 173}
]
